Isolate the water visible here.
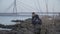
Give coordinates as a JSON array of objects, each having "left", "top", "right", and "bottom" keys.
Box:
[
  {"left": 0, "top": 28, "right": 11, "bottom": 30},
  {"left": 0, "top": 12, "right": 58, "bottom": 25},
  {"left": 0, "top": 16, "right": 31, "bottom": 25}
]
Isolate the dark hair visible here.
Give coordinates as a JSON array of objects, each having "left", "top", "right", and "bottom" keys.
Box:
[{"left": 32, "top": 12, "right": 35, "bottom": 14}]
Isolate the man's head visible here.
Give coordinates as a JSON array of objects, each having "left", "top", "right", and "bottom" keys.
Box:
[
  {"left": 32, "top": 12, "right": 35, "bottom": 14},
  {"left": 32, "top": 12, "right": 36, "bottom": 16}
]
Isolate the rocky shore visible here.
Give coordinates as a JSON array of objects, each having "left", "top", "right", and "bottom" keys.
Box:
[{"left": 0, "top": 16, "right": 60, "bottom": 34}]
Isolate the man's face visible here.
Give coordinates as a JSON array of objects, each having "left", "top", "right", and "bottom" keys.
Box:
[{"left": 32, "top": 13, "right": 35, "bottom": 17}]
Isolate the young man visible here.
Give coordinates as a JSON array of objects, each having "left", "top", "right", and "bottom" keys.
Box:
[{"left": 32, "top": 12, "right": 42, "bottom": 34}]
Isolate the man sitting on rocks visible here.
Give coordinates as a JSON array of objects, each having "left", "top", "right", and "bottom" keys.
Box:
[{"left": 32, "top": 12, "right": 42, "bottom": 34}]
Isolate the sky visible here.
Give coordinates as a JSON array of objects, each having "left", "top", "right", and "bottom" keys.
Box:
[{"left": 0, "top": 0, "right": 60, "bottom": 13}]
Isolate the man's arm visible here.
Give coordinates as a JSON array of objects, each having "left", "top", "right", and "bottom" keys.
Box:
[{"left": 36, "top": 15, "right": 42, "bottom": 25}]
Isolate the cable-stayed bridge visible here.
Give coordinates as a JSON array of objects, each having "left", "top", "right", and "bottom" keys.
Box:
[
  {"left": 0, "top": 0, "right": 60, "bottom": 16},
  {"left": 0, "top": 12, "right": 60, "bottom": 16}
]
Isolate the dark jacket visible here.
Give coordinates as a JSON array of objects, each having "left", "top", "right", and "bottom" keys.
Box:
[{"left": 32, "top": 15, "right": 42, "bottom": 25}]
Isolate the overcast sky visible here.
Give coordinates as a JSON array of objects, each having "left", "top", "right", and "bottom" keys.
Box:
[{"left": 0, "top": 0, "right": 60, "bottom": 13}]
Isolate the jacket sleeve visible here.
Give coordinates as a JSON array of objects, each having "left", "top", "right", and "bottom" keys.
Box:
[
  {"left": 36, "top": 15, "right": 42, "bottom": 25},
  {"left": 36, "top": 15, "right": 40, "bottom": 20}
]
